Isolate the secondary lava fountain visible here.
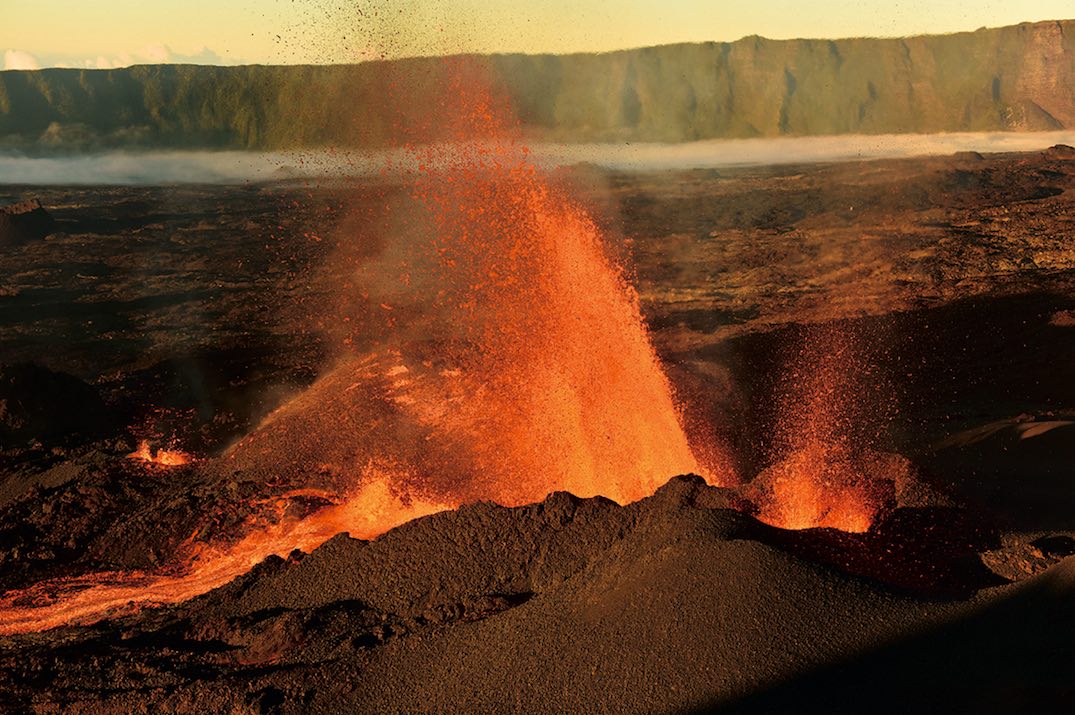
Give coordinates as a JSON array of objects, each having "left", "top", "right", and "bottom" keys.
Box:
[
  {"left": 0, "top": 61, "right": 712, "bottom": 634},
  {"left": 754, "top": 326, "right": 894, "bottom": 532}
]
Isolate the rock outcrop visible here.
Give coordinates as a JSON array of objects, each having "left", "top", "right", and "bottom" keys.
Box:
[
  {"left": 0, "top": 200, "right": 54, "bottom": 245},
  {"left": 0, "top": 363, "right": 115, "bottom": 448}
]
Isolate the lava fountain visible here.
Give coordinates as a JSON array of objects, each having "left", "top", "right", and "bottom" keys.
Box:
[
  {"left": 225, "top": 62, "right": 713, "bottom": 507},
  {"left": 753, "top": 325, "right": 894, "bottom": 532},
  {"left": 0, "top": 61, "right": 712, "bottom": 634}
]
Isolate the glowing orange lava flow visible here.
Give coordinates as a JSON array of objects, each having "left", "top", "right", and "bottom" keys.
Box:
[
  {"left": 0, "top": 61, "right": 713, "bottom": 635},
  {"left": 0, "top": 473, "right": 448, "bottom": 635},
  {"left": 128, "top": 440, "right": 192, "bottom": 467}
]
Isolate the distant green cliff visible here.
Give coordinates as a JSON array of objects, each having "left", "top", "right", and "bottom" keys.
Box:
[{"left": 1, "top": 20, "right": 1071, "bottom": 152}]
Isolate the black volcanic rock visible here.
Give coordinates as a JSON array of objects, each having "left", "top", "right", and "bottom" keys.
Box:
[
  {"left": 0, "top": 363, "right": 116, "bottom": 448},
  {"left": 0, "top": 200, "right": 55, "bottom": 246}
]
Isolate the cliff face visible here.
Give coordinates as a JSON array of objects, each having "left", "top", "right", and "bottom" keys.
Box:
[
  {"left": 535, "top": 19, "right": 1073, "bottom": 141},
  {"left": 0, "top": 20, "right": 1071, "bottom": 151}
]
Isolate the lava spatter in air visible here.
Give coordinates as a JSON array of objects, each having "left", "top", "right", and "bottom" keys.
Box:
[
  {"left": 403, "top": 70, "right": 706, "bottom": 504},
  {"left": 754, "top": 326, "right": 896, "bottom": 533},
  {"left": 0, "top": 60, "right": 712, "bottom": 634},
  {"left": 231, "top": 61, "right": 712, "bottom": 507}
]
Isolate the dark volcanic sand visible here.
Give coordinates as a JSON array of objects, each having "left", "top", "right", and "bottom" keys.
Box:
[{"left": 0, "top": 148, "right": 1073, "bottom": 713}]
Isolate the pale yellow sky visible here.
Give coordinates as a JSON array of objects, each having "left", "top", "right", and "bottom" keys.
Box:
[{"left": 2, "top": 0, "right": 1072, "bottom": 69}]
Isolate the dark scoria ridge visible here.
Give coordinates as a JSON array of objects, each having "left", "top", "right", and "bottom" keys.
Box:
[
  {"left": 0, "top": 200, "right": 54, "bottom": 246},
  {"left": 0, "top": 20, "right": 1072, "bottom": 153},
  {"left": 1, "top": 476, "right": 1071, "bottom": 714}
]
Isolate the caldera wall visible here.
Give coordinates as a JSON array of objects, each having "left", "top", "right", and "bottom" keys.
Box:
[{"left": 0, "top": 20, "right": 1071, "bottom": 152}]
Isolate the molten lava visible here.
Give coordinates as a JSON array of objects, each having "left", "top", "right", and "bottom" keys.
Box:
[
  {"left": 0, "top": 473, "right": 447, "bottom": 635},
  {"left": 758, "top": 440, "right": 880, "bottom": 532},
  {"left": 224, "top": 64, "right": 712, "bottom": 507},
  {"left": 0, "top": 60, "right": 712, "bottom": 634},
  {"left": 754, "top": 326, "right": 891, "bottom": 532},
  {"left": 128, "top": 440, "right": 192, "bottom": 467}
]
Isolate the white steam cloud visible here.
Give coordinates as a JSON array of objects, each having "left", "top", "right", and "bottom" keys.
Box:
[{"left": 2, "top": 50, "right": 41, "bottom": 71}]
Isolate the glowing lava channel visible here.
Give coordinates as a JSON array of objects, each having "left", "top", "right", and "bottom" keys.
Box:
[{"left": 0, "top": 473, "right": 448, "bottom": 635}]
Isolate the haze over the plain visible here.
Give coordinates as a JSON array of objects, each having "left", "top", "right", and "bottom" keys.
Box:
[{"left": 1, "top": 131, "right": 1073, "bottom": 185}]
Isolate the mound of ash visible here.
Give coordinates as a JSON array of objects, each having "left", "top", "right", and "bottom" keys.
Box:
[
  {"left": 0, "top": 200, "right": 55, "bottom": 246},
  {"left": 1, "top": 476, "right": 1070, "bottom": 714}
]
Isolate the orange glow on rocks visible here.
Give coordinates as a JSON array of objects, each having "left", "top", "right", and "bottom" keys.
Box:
[
  {"left": 757, "top": 441, "right": 882, "bottom": 532},
  {"left": 0, "top": 472, "right": 447, "bottom": 635}
]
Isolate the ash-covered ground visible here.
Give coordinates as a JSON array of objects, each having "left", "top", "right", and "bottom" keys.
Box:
[{"left": 0, "top": 147, "right": 1073, "bottom": 713}]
